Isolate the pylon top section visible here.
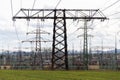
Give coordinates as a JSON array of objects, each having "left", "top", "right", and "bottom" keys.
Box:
[{"left": 13, "top": 8, "right": 107, "bottom": 21}]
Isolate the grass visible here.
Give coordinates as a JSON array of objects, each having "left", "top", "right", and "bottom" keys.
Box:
[{"left": 0, "top": 70, "right": 120, "bottom": 80}]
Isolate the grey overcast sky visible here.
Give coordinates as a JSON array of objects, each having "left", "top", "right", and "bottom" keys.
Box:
[{"left": 0, "top": 0, "right": 120, "bottom": 51}]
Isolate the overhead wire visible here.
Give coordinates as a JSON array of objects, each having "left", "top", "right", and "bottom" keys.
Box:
[
  {"left": 101, "top": 0, "right": 120, "bottom": 11},
  {"left": 67, "top": 0, "right": 120, "bottom": 47},
  {"left": 99, "top": 0, "right": 120, "bottom": 22},
  {"left": 88, "top": 0, "right": 111, "bottom": 37},
  {"left": 55, "top": 0, "right": 62, "bottom": 9},
  {"left": 13, "top": 21, "right": 20, "bottom": 42},
  {"left": 101, "top": 0, "right": 120, "bottom": 19},
  {"left": 20, "top": 0, "right": 22, "bottom": 8},
  {"left": 68, "top": 0, "right": 114, "bottom": 47},
  {"left": 67, "top": 20, "right": 81, "bottom": 37},
  {"left": 108, "top": 11, "right": 120, "bottom": 17},
  {"left": 26, "top": 0, "right": 37, "bottom": 39},
  {"left": 68, "top": 0, "right": 110, "bottom": 42},
  {"left": 10, "top": 0, "right": 14, "bottom": 17},
  {"left": 85, "top": 0, "right": 112, "bottom": 35},
  {"left": 10, "top": 0, "right": 20, "bottom": 42},
  {"left": 67, "top": 19, "right": 95, "bottom": 43},
  {"left": 32, "top": 0, "right": 37, "bottom": 9},
  {"left": 69, "top": 21, "right": 93, "bottom": 42},
  {"left": 27, "top": 0, "right": 37, "bottom": 32},
  {"left": 99, "top": 0, "right": 112, "bottom": 10}
]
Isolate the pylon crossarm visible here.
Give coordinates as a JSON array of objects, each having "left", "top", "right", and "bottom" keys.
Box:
[{"left": 13, "top": 9, "right": 107, "bottom": 21}]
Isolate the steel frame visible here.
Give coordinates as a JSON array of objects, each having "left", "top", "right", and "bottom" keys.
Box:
[{"left": 13, "top": 9, "right": 107, "bottom": 70}]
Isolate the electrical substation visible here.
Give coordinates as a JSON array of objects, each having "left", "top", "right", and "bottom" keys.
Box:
[{"left": 0, "top": 0, "right": 120, "bottom": 71}]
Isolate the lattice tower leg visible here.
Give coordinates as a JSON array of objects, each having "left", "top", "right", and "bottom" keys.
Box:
[{"left": 52, "top": 10, "right": 68, "bottom": 70}]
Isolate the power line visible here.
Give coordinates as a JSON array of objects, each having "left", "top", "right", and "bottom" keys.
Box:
[
  {"left": 102, "top": 0, "right": 120, "bottom": 11},
  {"left": 13, "top": 22, "right": 20, "bottom": 41},
  {"left": 67, "top": 20, "right": 94, "bottom": 41},
  {"left": 31, "top": 0, "right": 37, "bottom": 10},
  {"left": 67, "top": 21, "right": 81, "bottom": 38},
  {"left": 26, "top": 0, "right": 36, "bottom": 38},
  {"left": 55, "top": 0, "right": 62, "bottom": 9},
  {"left": 20, "top": 0, "right": 22, "bottom": 8},
  {"left": 10, "top": 0, "right": 20, "bottom": 41},
  {"left": 99, "top": 0, "right": 112, "bottom": 10},
  {"left": 26, "top": 0, "right": 37, "bottom": 40},
  {"left": 108, "top": 11, "right": 120, "bottom": 17},
  {"left": 10, "top": 0, "right": 14, "bottom": 17}
]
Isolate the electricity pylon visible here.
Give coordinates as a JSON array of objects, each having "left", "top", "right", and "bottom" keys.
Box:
[
  {"left": 22, "top": 20, "right": 50, "bottom": 69},
  {"left": 13, "top": 9, "right": 107, "bottom": 70}
]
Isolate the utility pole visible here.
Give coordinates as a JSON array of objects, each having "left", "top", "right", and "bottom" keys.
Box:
[{"left": 13, "top": 9, "right": 107, "bottom": 70}]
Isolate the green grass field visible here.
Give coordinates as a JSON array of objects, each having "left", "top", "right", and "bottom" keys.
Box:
[{"left": 0, "top": 70, "right": 120, "bottom": 80}]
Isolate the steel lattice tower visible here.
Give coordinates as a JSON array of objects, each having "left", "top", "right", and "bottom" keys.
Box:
[
  {"left": 52, "top": 10, "right": 68, "bottom": 70},
  {"left": 22, "top": 20, "right": 50, "bottom": 69},
  {"left": 83, "top": 20, "right": 88, "bottom": 70},
  {"left": 13, "top": 9, "right": 107, "bottom": 70}
]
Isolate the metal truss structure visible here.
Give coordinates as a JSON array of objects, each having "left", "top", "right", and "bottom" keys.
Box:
[
  {"left": 22, "top": 23, "right": 50, "bottom": 69},
  {"left": 13, "top": 9, "right": 107, "bottom": 70}
]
